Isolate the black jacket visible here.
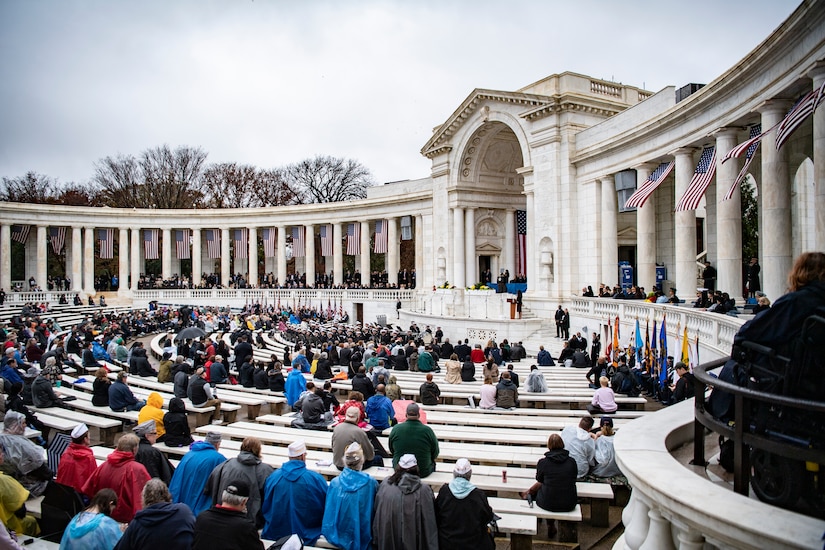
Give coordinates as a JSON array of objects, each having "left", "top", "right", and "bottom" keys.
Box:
[
  {"left": 352, "top": 373, "right": 375, "bottom": 399},
  {"left": 435, "top": 483, "right": 495, "bottom": 550},
  {"left": 536, "top": 449, "right": 578, "bottom": 512},
  {"left": 114, "top": 502, "right": 195, "bottom": 550},
  {"left": 192, "top": 506, "right": 261, "bottom": 550},
  {"left": 420, "top": 381, "right": 441, "bottom": 405},
  {"left": 135, "top": 437, "right": 175, "bottom": 484},
  {"left": 163, "top": 398, "right": 193, "bottom": 448}
]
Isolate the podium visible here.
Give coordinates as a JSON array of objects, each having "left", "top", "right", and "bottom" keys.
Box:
[{"left": 507, "top": 299, "right": 516, "bottom": 319}]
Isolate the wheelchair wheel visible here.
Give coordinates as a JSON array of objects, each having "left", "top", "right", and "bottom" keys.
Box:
[{"left": 750, "top": 449, "right": 804, "bottom": 508}]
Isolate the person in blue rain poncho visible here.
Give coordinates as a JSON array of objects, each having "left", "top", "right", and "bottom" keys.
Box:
[
  {"left": 168, "top": 432, "right": 226, "bottom": 516},
  {"left": 60, "top": 488, "right": 122, "bottom": 550},
  {"left": 284, "top": 367, "right": 307, "bottom": 408},
  {"left": 322, "top": 442, "right": 378, "bottom": 550}
]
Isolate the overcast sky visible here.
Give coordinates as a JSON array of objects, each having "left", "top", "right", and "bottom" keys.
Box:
[{"left": 0, "top": 0, "right": 799, "bottom": 187}]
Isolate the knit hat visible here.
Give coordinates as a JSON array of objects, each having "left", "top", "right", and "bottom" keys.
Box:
[
  {"left": 204, "top": 432, "right": 222, "bottom": 445},
  {"left": 399, "top": 453, "right": 417, "bottom": 469}
]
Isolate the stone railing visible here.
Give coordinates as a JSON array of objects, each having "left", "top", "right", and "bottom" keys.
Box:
[
  {"left": 590, "top": 79, "right": 623, "bottom": 97},
  {"left": 614, "top": 400, "right": 825, "bottom": 549},
  {"left": 131, "top": 288, "right": 416, "bottom": 308},
  {"left": 3, "top": 291, "right": 75, "bottom": 304}
]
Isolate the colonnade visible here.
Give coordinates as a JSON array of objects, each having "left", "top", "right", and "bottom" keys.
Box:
[{"left": 450, "top": 207, "right": 519, "bottom": 288}]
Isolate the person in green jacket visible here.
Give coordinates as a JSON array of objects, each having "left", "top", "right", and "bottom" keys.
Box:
[
  {"left": 388, "top": 403, "right": 439, "bottom": 477},
  {"left": 417, "top": 346, "right": 436, "bottom": 372}
]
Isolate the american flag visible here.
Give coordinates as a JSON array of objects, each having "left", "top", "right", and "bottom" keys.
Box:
[
  {"left": 516, "top": 210, "right": 527, "bottom": 276},
  {"left": 262, "top": 228, "right": 276, "bottom": 258},
  {"left": 233, "top": 228, "right": 248, "bottom": 259},
  {"left": 176, "top": 229, "right": 190, "bottom": 259},
  {"left": 49, "top": 226, "right": 66, "bottom": 255},
  {"left": 320, "top": 224, "right": 333, "bottom": 257},
  {"left": 776, "top": 81, "right": 825, "bottom": 150},
  {"left": 373, "top": 219, "right": 388, "bottom": 254},
  {"left": 206, "top": 229, "right": 221, "bottom": 259},
  {"left": 346, "top": 223, "right": 360, "bottom": 255},
  {"left": 675, "top": 147, "right": 716, "bottom": 212},
  {"left": 291, "top": 227, "right": 305, "bottom": 257},
  {"left": 624, "top": 161, "right": 675, "bottom": 209},
  {"left": 724, "top": 125, "right": 762, "bottom": 201},
  {"left": 144, "top": 229, "right": 159, "bottom": 260},
  {"left": 98, "top": 228, "right": 114, "bottom": 259},
  {"left": 10, "top": 224, "right": 30, "bottom": 244}
]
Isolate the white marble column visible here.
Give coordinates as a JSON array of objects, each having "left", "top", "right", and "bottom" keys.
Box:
[
  {"left": 465, "top": 207, "right": 476, "bottom": 285},
  {"left": 333, "top": 223, "right": 343, "bottom": 286},
  {"left": 674, "top": 148, "right": 698, "bottom": 297},
  {"left": 118, "top": 228, "right": 129, "bottom": 296},
  {"left": 0, "top": 225, "right": 10, "bottom": 291},
  {"left": 635, "top": 163, "right": 658, "bottom": 292},
  {"left": 504, "top": 209, "right": 515, "bottom": 277},
  {"left": 600, "top": 175, "right": 618, "bottom": 285},
  {"left": 192, "top": 229, "right": 202, "bottom": 285},
  {"left": 72, "top": 226, "right": 83, "bottom": 292},
  {"left": 359, "top": 221, "right": 370, "bottom": 286},
  {"left": 305, "top": 224, "right": 315, "bottom": 287},
  {"left": 715, "top": 128, "right": 743, "bottom": 297},
  {"left": 453, "top": 207, "right": 465, "bottom": 288},
  {"left": 220, "top": 228, "right": 231, "bottom": 287},
  {"left": 36, "top": 226, "right": 47, "bottom": 290},
  {"left": 809, "top": 63, "right": 825, "bottom": 250},
  {"left": 161, "top": 228, "right": 172, "bottom": 279},
  {"left": 277, "top": 225, "right": 287, "bottom": 285},
  {"left": 83, "top": 227, "right": 95, "bottom": 295},
  {"left": 760, "top": 101, "right": 792, "bottom": 301},
  {"left": 387, "top": 217, "right": 399, "bottom": 286},
  {"left": 415, "top": 214, "right": 423, "bottom": 288},
  {"left": 130, "top": 228, "right": 140, "bottom": 291},
  {"left": 248, "top": 227, "right": 258, "bottom": 287}
]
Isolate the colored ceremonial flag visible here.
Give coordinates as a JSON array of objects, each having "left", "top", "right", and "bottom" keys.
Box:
[
  {"left": 723, "top": 124, "right": 765, "bottom": 201},
  {"left": 262, "top": 228, "right": 276, "bottom": 258},
  {"left": 612, "top": 315, "right": 620, "bottom": 365},
  {"left": 233, "top": 228, "right": 248, "bottom": 259},
  {"left": 635, "top": 319, "right": 643, "bottom": 365},
  {"left": 320, "top": 225, "right": 333, "bottom": 257},
  {"left": 10, "top": 224, "right": 30, "bottom": 244},
  {"left": 346, "top": 223, "right": 360, "bottom": 256},
  {"left": 176, "top": 229, "right": 190, "bottom": 259},
  {"left": 644, "top": 321, "right": 651, "bottom": 370},
  {"left": 604, "top": 320, "right": 612, "bottom": 363},
  {"left": 206, "top": 229, "right": 221, "bottom": 259},
  {"left": 675, "top": 147, "right": 716, "bottom": 212},
  {"left": 776, "top": 81, "right": 825, "bottom": 150},
  {"left": 374, "top": 219, "right": 388, "bottom": 254},
  {"left": 681, "top": 325, "right": 690, "bottom": 365},
  {"left": 49, "top": 226, "right": 66, "bottom": 255},
  {"left": 291, "top": 227, "right": 305, "bottom": 257},
  {"left": 516, "top": 210, "right": 527, "bottom": 276},
  {"left": 98, "top": 228, "right": 114, "bottom": 259},
  {"left": 659, "top": 315, "right": 668, "bottom": 388},
  {"left": 624, "top": 161, "right": 675, "bottom": 209},
  {"left": 144, "top": 229, "right": 159, "bottom": 260}
]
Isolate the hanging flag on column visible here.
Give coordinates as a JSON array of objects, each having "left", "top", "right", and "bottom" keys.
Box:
[
  {"left": 623, "top": 161, "right": 675, "bottom": 209},
  {"left": 10, "top": 224, "right": 30, "bottom": 244},
  {"left": 320, "top": 225, "right": 333, "bottom": 257},
  {"left": 291, "top": 227, "right": 305, "bottom": 257},
  {"left": 175, "top": 229, "right": 190, "bottom": 259},
  {"left": 675, "top": 147, "right": 716, "bottom": 212},
  {"left": 775, "top": 81, "right": 825, "bottom": 150},
  {"left": 98, "top": 228, "right": 114, "bottom": 259},
  {"left": 262, "top": 228, "right": 276, "bottom": 258},
  {"left": 233, "top": 228, "right": 248, "bottom": 259},
  {"left": 515, "top": 210, "right": 527, "bottom": 276},
  {"left": 722, "top": 124, "right": 766, "bottom": 201},
  {"left": 346, "top": 223, "right": 360, "bottom": 255},
  {"left": 206, "top": 229, "right": 221, "bottom": 259},
  {"left": 49, "top": 226, "right": 66, "bottom": 255},
  {"left": 374, "top": 219, "right": 388, "bottom": 254},
  {"left": 144, "top": 229, "right": 159, "bottom": 260}
]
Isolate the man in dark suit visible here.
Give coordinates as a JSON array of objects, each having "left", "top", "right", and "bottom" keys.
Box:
[
  {"left": 454, "top": 339, "right": 471, "bottom": 363},
  {"left": 569, "top": 332, "right": 587, "bottom": 352}
]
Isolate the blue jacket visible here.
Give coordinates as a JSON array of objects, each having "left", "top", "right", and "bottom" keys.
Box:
[
  {"left": 169, "top": 442, "right": 226, "bottom": 516},
  {"left": 322, "top": 468, "right": 378, "bottom": 550},
  {"left": 261, "top": 460, "right": 328, "bottom": 544},
  {"left": 108, "top": 381, "right": 138, "bottom": 410},
  {"left": 292, "top": 354, "right": 311, "bottom": 373},
  {"left": 365, "top": 394, "right": 395, "bottom": 431},
  {"left": 0, "top": 364, "right": 23, "bottom": 387},
  {"left": 537, "top": 349, "right": 555, "bottom": 366},
  {"left": 285, "top": 369, "right": 307, "bottom": 407}
]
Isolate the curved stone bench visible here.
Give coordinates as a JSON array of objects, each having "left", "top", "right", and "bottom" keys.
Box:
[{"left": 614, "top": 400, "right": 825, "bottom": 550}]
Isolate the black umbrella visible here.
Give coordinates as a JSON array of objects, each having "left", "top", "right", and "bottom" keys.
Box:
[{"left": 174, "top": 326, "right": 206, "bottom": 341}]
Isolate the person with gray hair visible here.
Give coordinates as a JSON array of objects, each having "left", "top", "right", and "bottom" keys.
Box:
[
  {"left": 193, "top": 479, "right": 262, "bottom": 550},
  {"left": 322, "top": 442, "right": 379, "bottom": 550},
  {"left": 169, "top": 432, "right": 226, "bottom": 516},
  {"left": 0, "top": 410, "right": 52, "bottom": 496},
  {"left": 114, "top": 478, "right": 196, "bottom": 550},
  {"left": 435, "top": 458, "right": 495, "bottom": 549}
]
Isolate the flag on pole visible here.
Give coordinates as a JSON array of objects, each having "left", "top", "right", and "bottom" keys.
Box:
[
  {"left": 604, "top": 319, "right": 612, "bottom": 363},
  {"left": 624, "top": 161, "right": 675, "bottom": 209},
  {"left": 49, "top": 226, "right": 66, "bottom": 255},
  {"left": 681, "top": 325, "right": 690, "bottom": 365},
  {"left": 635, "top": 319, "right": 643, "bottom": 365},
  {"left": 675, "top": 147, "right": 716, "bottom": 212},
  {"left": 206, "top": 229, "right": 221, "bottom": 259},
  {"left": 262, "top": 228, "right": 276, "bottom": 258},
  {"left": 644, "top": 321, "right": 651, "bottom": 370},
  {"left": 10, "top": 224, "right": 30, "bottom": 244},
  {"left": 612, "top": 316, "right": 620, "bottom": 366},
  {"left": 659, "top": 314, "right": 668, "bottom": 388},
  {"left": 233, "top": 228, "right": 248, "bottom": 259},
  {"left": 775, "top": 81, "right": 825, "bottom": 150},
  {"left": 175, "top": 229, "right": 190, "bottom": 259},
  {"left": 98, "top": 228, "right": 114, "bottom": 259},
  {"left": 346, "top": 223, "right": 360, "bottom": 255},
  {"left": 516, "top": 210, "right": 527, "bottom": 276},
  {"left": 143, "top": 229, "right": 159, "bottom": 260},
  {"left": 320, "top": 225, "right": 333, "bottom": 257},
  {"left": 373, "top": 220, "right": 388, "bottom": 254},
  {"left": 291, "top": 227, "right": 305, "bottom": 257}
]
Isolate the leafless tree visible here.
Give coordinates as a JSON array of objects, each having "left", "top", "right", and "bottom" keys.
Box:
[
  {"left": 251, "top": 168, "right": 302, "bottom": 207},
  {"left": 285, "top": 155, "right": 374, "bottom": 204},
  {"left": 0, "top": 172, "right": 57, "bottom": 203}
]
